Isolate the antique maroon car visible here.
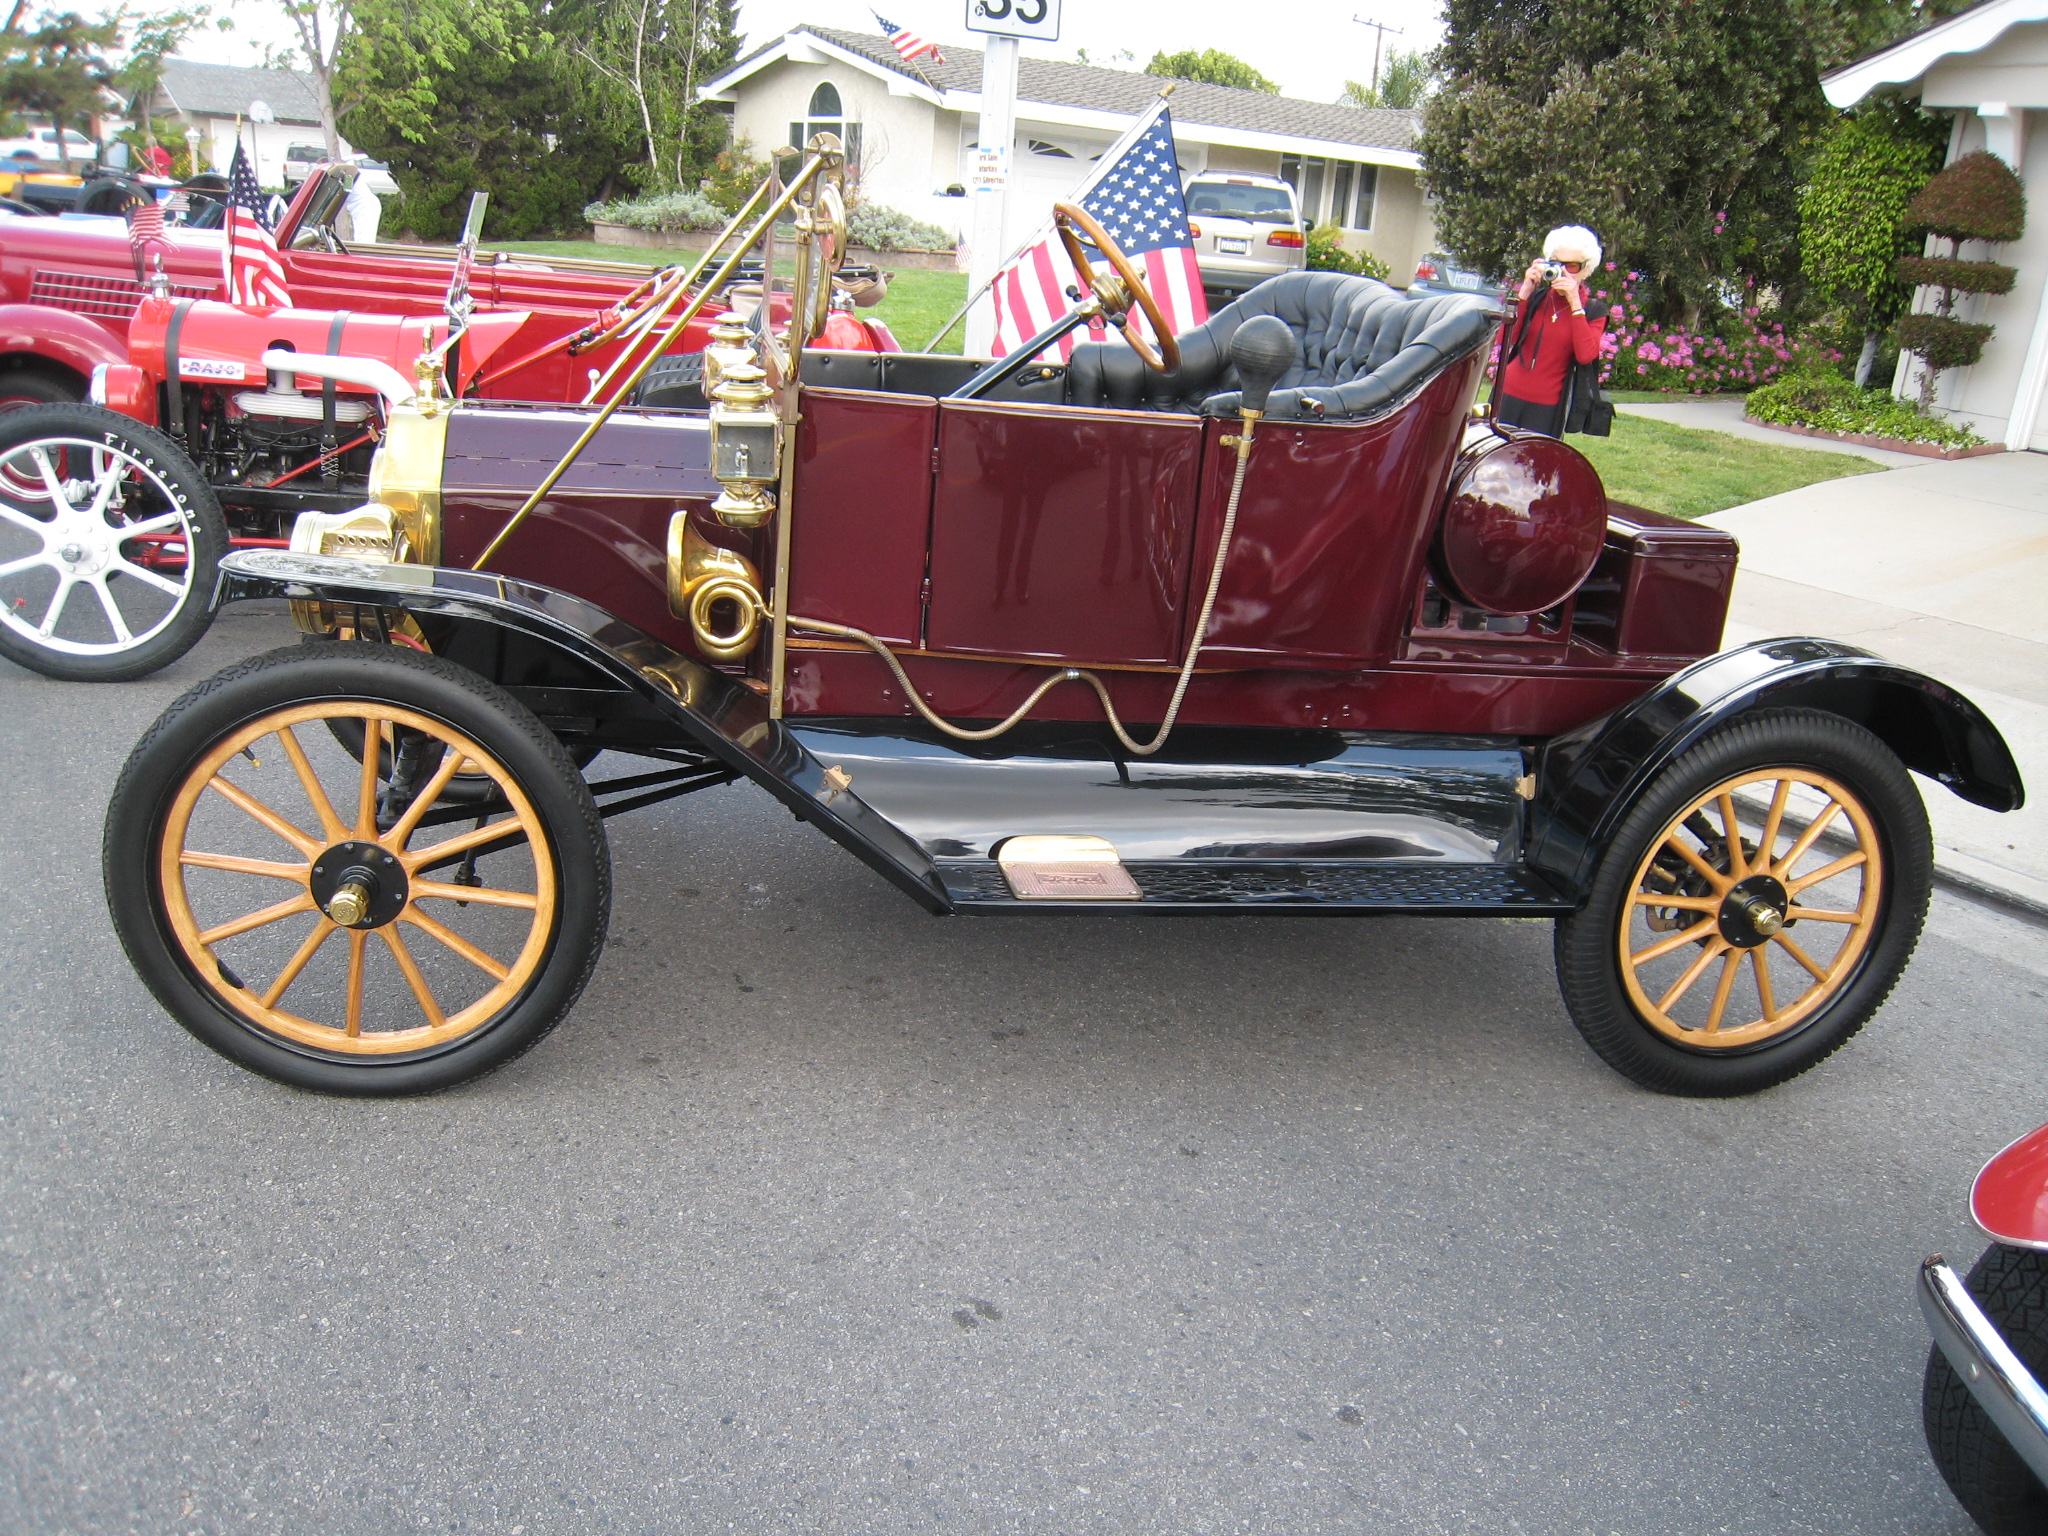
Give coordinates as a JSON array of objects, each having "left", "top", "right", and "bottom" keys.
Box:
[
  {"left": 1921, "top": 1124, "right": 2048, "bottom": 1534},
  {"left": 0, "top": 166, "right": 894, "bottom": 679},
  {"left": 96, "top": 142, "right": 2023, "bottom": 1098}
]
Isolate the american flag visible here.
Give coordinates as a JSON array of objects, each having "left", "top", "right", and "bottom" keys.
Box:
[
  {"left": 989, "top": 102, "right": 1207, "bottom": 362},
  {"left": 126, "top": 195, "right": 167, "bottom": 281},
  {"left": 873, "top": 11, "right": 943, "bottom": 64},
  {"left": 221, "top": 142, "right": 290, "bottom": 308}
]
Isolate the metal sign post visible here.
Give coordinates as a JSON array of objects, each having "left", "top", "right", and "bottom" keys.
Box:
[{"left": 963, "top": 0, "right": 1063, "bottom": 357}]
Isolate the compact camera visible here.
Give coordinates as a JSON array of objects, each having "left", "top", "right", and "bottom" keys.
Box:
[{"left": 1538, "top": 260, "right": 1568, "bottom": 281}]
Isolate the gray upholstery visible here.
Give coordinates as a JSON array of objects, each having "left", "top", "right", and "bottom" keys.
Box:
[{"left": 1065, "top": 270, "right": 1501, "bottom": 421}]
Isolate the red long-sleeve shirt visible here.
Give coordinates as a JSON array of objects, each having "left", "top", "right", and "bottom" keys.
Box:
[{"left": 1502, "top": 287, "right": 1607, "bottom": 406}]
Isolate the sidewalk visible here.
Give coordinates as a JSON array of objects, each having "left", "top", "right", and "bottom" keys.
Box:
[{"left": 1693, "top": 447, "right": 2048, "bottom": 915}]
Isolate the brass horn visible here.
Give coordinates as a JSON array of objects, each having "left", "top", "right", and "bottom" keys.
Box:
[{"left": 666, "top": 513, "right": 767, "bottom": 662}]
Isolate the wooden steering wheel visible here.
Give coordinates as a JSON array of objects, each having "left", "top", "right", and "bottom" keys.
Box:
[
  {"left": 1052, "top": 202, "right": 1180, "bottom": 374},
  {"left": 571, "top": 263, "right": 691, "bottom": 354}
]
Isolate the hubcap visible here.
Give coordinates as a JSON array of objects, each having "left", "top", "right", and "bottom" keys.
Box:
[
  {"left": 310, "top": 840, "right": 409, "bottom": 928},
  {"left": 1718, "top": 873, "right": 1789, "bottom": 947}
]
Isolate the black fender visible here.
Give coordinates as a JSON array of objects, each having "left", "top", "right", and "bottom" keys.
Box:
[
  {"left": 1528, "top": 636, "right": 2024, "bottom": 893},
  {"left": 213, "top": 549, "right": 954, "bottom": 914}
]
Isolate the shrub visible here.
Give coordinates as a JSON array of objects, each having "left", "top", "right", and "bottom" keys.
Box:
[
  {"left": 1745, "top": 370, "right": 1983, "bottom": 447},
  {"left": 583, "top": 189, "right": 726, "bottom": 234},
  {"left": 1305, "top": 225, "right": 1391, "bottom": 281},
  {"left": 1894, "top": 256, "right": 2017, "bottom": 295},
  {"left": 702, "top": 139, "right": 768, "bottom": 216},
  {"left": 845, "top": 202, "right": 953, "bottom": 251},
  {"left": 1906, "top": 149, "right": 2026, "bottom": 244},
  {"left": 1583, "top": 267, "right": 1838, "bottom": 394},
  {"left": 1895, "top": 314, "right": 1994, "bottom": 371}
]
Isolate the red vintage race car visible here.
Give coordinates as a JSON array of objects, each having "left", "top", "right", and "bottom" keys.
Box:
[
  {"left": 0, "top": 164, "right": 895, "bottom": 680},
  {"left": 96, "top": 139, "right": 2024, "bottom": 1100},
  {"left": 1921, "top": 1124, "right": 2048, "bottom": 1534}
]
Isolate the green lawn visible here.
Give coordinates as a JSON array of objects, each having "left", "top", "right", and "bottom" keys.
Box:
[{"left": 1575, "top": 411, "right": 1879, "bottom": 520}]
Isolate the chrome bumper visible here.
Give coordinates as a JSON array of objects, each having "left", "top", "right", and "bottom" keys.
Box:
[{"left": 1920, "top": 1255, "right": 2048, "bottom": 1485}]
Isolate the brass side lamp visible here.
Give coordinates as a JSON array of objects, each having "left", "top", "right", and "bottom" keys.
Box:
[{"left": 708, "top": 359, "right": 781, "bottom": 528}]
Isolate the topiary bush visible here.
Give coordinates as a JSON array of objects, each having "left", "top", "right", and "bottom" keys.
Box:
[
  {"left": 583, "top": 189, "right": 727, "bottom": 234},
  {"left": 1906, "top": 149, "right": 2026, "bottom": 243},
  {"left": 1746, "top": 369, "right": 1984, "bottom": 448},
  {"left": 1896, "top": 149, "right": 2026, "bottom": 408},
  {"left": 844, "top": 202, "right": 953, "bottom": 252}
]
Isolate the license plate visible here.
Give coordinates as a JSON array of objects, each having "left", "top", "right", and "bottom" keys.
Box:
[
  {"left": 1451, "top": 272, "right": 1483, "bottom": 290},
  {"left": 1217, "top": 237, "right": 1249, "bottom": 255}
]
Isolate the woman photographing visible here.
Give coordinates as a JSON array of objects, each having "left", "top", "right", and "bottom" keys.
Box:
[{"left": 1497, "top": 225, "right": 1609, "bottom": 438}]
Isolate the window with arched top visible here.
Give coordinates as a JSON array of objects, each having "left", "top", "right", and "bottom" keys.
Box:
[{"left": 789, "top": 79, "right": 861, "bottom": 164}]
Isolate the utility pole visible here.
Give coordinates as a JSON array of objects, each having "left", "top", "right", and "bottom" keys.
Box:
[
  {"left": 965, "top": 30, "right": 1018, "bottom": 358},
  {"left": 1350, "top": 15, "right": 1405, "bottom": 100}
]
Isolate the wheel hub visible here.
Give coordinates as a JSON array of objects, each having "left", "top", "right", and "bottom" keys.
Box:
[
  {"left": 1718, "top": 873, "right": 1789, "bottom": 948},
  {"left": 309, "top": 840, "right": 409, "bottom": 928}
]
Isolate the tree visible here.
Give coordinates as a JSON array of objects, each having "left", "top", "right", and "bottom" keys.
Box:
[
  {"left": 271, "top": 1, "right": 351, "bottom": 159},
  {"left": 1143, "top": 48, "right": 1275, "bottom": 93},
  {"left": 114, "top": 5, "right": 214, "bottom": 152},
  {"left": 1339, "top": 47, "right": 1430, "bottom": 109},
  {"left": 1799, "top": 99, "right": 1949, "bottom": 385},
  {"left": 558, "top": 0, "right": 739, "bottom": 190},
  {"left": 1419, "top": 0, "right": 1980, "bottom": 323},
  {"left": 0, "top": 8, "right": 118, "bottom": 169},
  {"left": 1896, "top": 149, "right": 2027, "bottom": 408}
]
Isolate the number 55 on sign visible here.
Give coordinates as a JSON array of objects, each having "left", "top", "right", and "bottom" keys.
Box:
[{"left": 967, "top": 0, "right": 1062, "bottom": 41}]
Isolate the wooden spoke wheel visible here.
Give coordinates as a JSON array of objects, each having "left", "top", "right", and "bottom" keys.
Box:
[
  {"left": 1555, "top": 708, "right": 1931, "bottom": 1097},
  {"left": 1053, "top": 202, "right": 1181, "bottom": 374},
  {"left": 0, "top": 404, "right": 225, "bottom": 682},
  {"left": 105, "top": 643, "right": 610, "bottom": 1095}
]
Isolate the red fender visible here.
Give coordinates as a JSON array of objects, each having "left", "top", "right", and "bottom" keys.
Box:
[
  {"left": 0, "top": 301, "right": 128, "bottom": 384},
  {"left": 1973, "top": 1122, "right": 2048, "bottom": 1250}
]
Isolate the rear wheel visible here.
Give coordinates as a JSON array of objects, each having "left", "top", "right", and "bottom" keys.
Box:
[
  {"left": 1554, "top": 708, "right": 1930, "bottom": 1096},
  {"left": 104, "top": 643, "right": 611, "bottom": 1094},
  {"left": 1923, "top": 1244, "right": 2048, "bottom": 1535},
  {"left": 0, "top": 403, "right": 225, "bottom": 681}
]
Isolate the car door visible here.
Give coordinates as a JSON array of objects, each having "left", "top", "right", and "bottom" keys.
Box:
[{"left": 923, "top": 397, "right": 1210, "bottom": 666}]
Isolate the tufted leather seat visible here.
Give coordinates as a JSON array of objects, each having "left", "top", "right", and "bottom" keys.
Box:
[{"left": 1064, "top": 270, "right": 1500, "bottom": 421}]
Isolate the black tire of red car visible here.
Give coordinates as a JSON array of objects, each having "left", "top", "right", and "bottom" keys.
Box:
[
  {"left": 1553, "top": 708, "right": 1931, "bottom": 1096},
  {"left": 1923, "top": 1244, "right": 2048, "bottom": 1534},
  {"left": 0, "top": 367, "right": 81, "bottom": 411},
  {"left": 103, "top": 643, "right": 612, "bottom": 1095},
  {"left": 0, "top": 402, "right": 227, "bottom": 682}
]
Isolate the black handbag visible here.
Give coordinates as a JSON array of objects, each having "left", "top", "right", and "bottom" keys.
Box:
[{"left": 1565, "top": 357, "right": 1614, "bottom": 437}]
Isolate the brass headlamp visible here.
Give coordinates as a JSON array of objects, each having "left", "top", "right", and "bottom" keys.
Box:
[{"left": 708, "top": 357, "right": 781, "bottom": 528}]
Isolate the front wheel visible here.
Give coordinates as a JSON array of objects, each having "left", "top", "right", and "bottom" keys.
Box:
[
  {"left": 1924, "top": 1244, "right": 2048, "bottom": 1534},
  {"left": 0, "top": 403, "right": 226, "bottom": 681},
  {"left": 1554, "top": 708, "right": 1931, "bottom": 1096},
  {"left": 104, "top": 644, "right": 611, "bottom": 1094}
]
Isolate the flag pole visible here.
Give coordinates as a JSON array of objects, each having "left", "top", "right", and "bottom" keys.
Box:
[{"left": 926, "top": 85, "right": 1175, "bottom": 353}]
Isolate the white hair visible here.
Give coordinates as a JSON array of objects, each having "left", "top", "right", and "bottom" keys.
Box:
[{"left": 1543, "top": 224, "right": 1602, "bottom": 268}]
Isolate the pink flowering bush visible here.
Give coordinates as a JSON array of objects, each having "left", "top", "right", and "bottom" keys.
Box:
[{"left": 1591, "top": 268, "right": 1841, "bottom": 394}]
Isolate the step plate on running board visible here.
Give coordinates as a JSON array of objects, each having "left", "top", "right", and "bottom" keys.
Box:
[{"left": 996, "top": 835, "right": 1141, "bottom": 901}]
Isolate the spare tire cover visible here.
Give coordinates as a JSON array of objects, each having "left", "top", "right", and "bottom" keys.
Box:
[{"left": 1435, "top": 432, "right": 1606, "bottom": 616}]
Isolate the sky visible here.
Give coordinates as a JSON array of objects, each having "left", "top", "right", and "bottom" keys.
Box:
[{"left": 168, "top": 0, "right": 1446, "bottom": 107}]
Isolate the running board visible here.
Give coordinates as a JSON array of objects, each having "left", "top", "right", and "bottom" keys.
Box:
[{"left": 941, "top": 860, "right": 1575, "bottom": 914}]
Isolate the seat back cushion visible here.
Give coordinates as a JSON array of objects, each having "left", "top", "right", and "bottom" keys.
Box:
[{"left": 1065, "top": 270, "right": 1500, "bottom": 421}]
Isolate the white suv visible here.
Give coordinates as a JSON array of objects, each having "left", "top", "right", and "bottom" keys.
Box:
[{"left": 1182, "top": 173, "right": 1306, "bottom": 298}]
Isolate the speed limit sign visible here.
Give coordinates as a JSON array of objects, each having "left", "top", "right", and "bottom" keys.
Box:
[{"left": 965, "top": 0, "right": 1061, "bottom": 42}]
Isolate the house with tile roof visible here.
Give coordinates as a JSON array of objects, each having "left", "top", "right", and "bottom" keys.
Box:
[
  {"left": 133, "top": 59, "right": 358, "bottom": 189},
  {"left": 698, "top": 25, "right": 1436, "bottom": 281}
]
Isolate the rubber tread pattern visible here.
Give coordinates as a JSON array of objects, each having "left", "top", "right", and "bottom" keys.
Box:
[{"left": 1924, "top": 1244, "right": 2048, "bottom": 1534}]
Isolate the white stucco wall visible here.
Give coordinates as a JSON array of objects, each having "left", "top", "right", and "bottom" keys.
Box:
[{"left": 196, "top": 118, "right": 351, "bottom": 189}]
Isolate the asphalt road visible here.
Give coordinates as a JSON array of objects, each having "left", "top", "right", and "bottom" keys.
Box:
[{"left": 4, "top": 606, "right": 2045, "bottom": 1536}]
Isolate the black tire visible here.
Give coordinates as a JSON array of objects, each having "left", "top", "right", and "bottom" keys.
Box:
[
  {"left": 0, "top": 403, "right": 226, "bottom": 681},
  {"left": 1554, "top": 708, "right": 1931, "bottom": 1096},
  {"left": 634, "top": 351, "right": 705, "bottom": 410},
  {"left": 76, "top": 178, "right": 142, "bottom": 216},
  {"left": 104, "top": 643, "right": 612, "bottom": 1094},
  {"left": 1924, "top": 1244, "right": 2048, "bottom": 1534},
  {"left": 0, "top": 367, "right": 80, "bottom": 410}
]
